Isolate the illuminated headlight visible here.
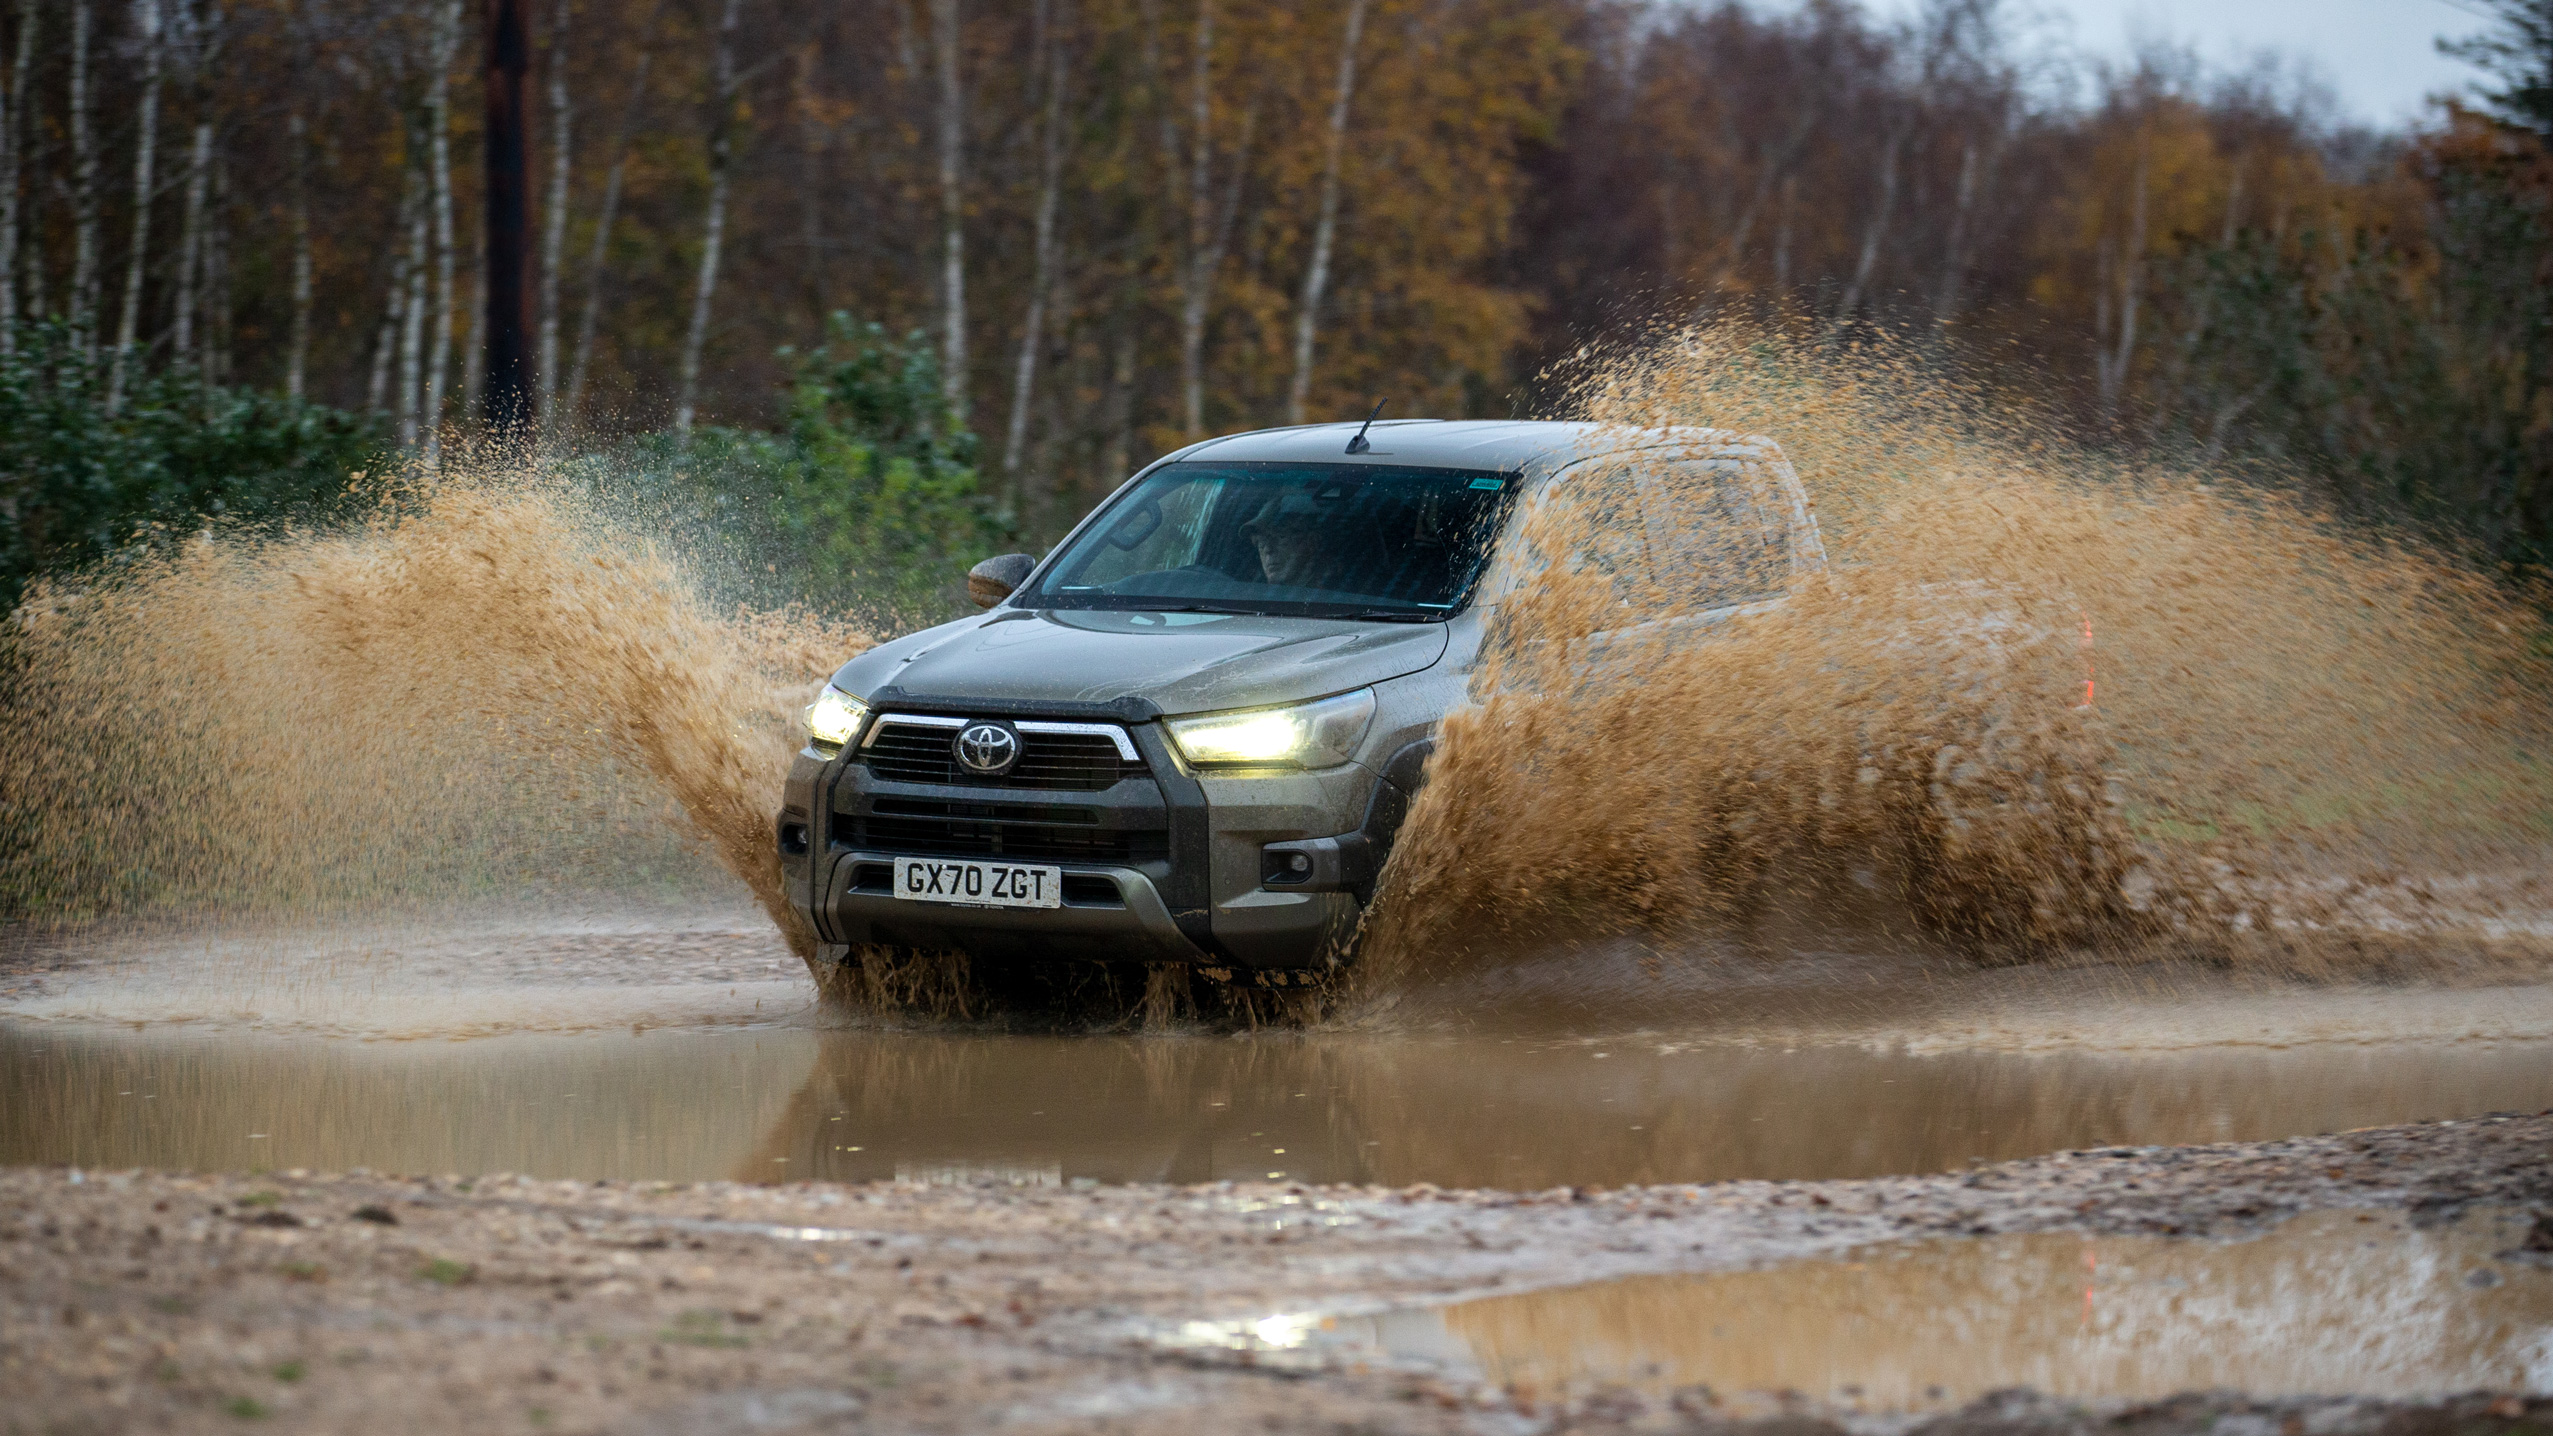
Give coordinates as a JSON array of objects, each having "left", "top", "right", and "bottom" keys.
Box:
[
  {"left": 1166, "top": 689, "right": 1375, "bottom": 769},
  {"left": 802, "top": 684, "right": 869, "bottom": 753}
]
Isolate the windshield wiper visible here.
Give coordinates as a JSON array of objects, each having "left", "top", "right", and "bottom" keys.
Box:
[
  {"left": 1116, "top": 601, "right": 1267, "bottom": 616},
  {"left": 1344, "top": 609, "right": 1443, "bottom": 623}
]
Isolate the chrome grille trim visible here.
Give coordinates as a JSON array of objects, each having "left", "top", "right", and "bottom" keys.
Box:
[
  {"left": 1012, "top": 720, "right": 1139, "bottom": 761},
  {"left": 861, "top": 713, "right": 1139, "bottom": 762},
  {"left": 857, "top": 714, "right": 1146, "bottom": 791},
  {"left": 862, "top": 712, "right": 965, "bottom": 746}
]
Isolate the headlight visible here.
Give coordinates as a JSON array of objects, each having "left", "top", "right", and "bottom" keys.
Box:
[
  {"left": 803, "top": 685, "right": 869, "bottom": 752},
  {"left": 1166, "top": 688, "right": 1375, "bottom": 769}
]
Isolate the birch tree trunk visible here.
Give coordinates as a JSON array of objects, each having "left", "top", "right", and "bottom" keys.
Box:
[
  {"left": 69, "top": 0, "right": 98, "bottom": 350},
  {"left": 933, "top": 0, "right": 966, "bottom": 413},
  {"left": 1831, "top": 109, "right": 1906, "bottom": 323},
  {"left": 1713, "top": 104, "right": 1816, "bottom": 292},
  {"left": 672, "top": 0, "right": 742, "bottom": 439},
  {"left": 1175, "top": 0, "right": 1215, "bottom": 439},
  {"left": 2095, "top": 136, "right": 2149, "bottom": 418},
  {"left": 367, "top": 203, "right": 410, "bottom": 417},
  {"left": 462, "top": 227, "right": 485, "bottom": 409},
  {"left": 1285, "top": 0, "right": 1370, "bottom": 426},
  {"left": 562, "top": 3, "right": 662, "bottom": 432},
  {"left": 1002, "top": 6, "right": 1068, "bottom": 488},
  {"left": 206, "top": 149, "right": 231, "bottom": 381},
  {"left": 791, "top": 44, "right": 826, "bottom": 315},
  {"left": 171, "top": 122, "right": 210, "bottom": 365},
  {"left": 2149, "top": 158, "right": 2245, "bottom": 442},
  {"left": 421, "top": 0, "right": 462, "bottom": 462},
  {"left": 13, "top": 9, "right": 39, "bottom": 332},
  {"left": 1933, "top": 139, "right": 1976, "bottom": 320},
  {"left": 0, "top": 0, "right": 32, "bottom": 353},
  {"left": 1176, "top": 92, "right": 1255, "bottom": 440},
  {"left": 1773, "top": 174, "right": 1798, "bottom": 294},
  {"left": 170, "top": 4, "right": 225, "bottom": 370},
  {"left": 106, "top": 0, "right": 166, "bottom": 414},
  {"left": 1100, "top": 316, "right": 1134, "bottom": 483},
  {"left": 396, "top": 164, "right": 427, "bottom": 445},
  {"left": 286, "top": 108, "right": 311, "bottom": 398},
  {"left": 536, "top": 0, "right": 569, "bottom": 413}
]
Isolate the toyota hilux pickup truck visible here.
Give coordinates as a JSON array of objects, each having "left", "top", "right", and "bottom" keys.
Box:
[{"left": 777, "top": 418, "right": 1824, "bottom": 985}]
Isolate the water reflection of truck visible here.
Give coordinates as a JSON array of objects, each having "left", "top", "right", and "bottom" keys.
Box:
[{"left": 777, "top": 419, "right": 1824, "bottom": 984}]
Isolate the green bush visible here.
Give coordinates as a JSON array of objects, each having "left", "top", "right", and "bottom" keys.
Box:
[
  {"left": 2151, "top": 134, "right": 2553, "bottom": 572},
  {"left": 609, "top": 314, "right": 1012, "bottom": 627},
  {"left": 0, "top": 323, "right": 390, "bottom": 607}
]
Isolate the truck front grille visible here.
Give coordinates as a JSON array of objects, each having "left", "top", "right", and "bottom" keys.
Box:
[
  {"left": 863, "top": 721, "right": 1139, "bottom": 791},
  {"left": 834, "top": 812, "right": 1167, "bottom": 866}
]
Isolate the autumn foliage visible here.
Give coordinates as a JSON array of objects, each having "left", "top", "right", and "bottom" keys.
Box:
[{"left": 0, "top": 0, "right": 2544, "bottom": 565}]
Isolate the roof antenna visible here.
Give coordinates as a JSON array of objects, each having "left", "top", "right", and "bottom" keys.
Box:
[{"left": 1344, "top": 398, "right": 1387, "bottom": 455}]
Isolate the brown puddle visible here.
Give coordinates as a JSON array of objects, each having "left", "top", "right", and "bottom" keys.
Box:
[
  {"left": 8, "top": 1021, "right": 2553, "bottom": 1187},
  {"left": 1251, "top": 1209, "right": 2553, "bottom": 1408}
]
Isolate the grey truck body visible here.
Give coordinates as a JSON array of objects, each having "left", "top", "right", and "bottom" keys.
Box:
[{"left": 776, "top": 418, "right": 1823, "bottom": 977}]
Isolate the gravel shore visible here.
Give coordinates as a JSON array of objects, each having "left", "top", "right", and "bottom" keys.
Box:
[{"left": 5, "top": 1111, "right": 2551, "bottom": 1433}]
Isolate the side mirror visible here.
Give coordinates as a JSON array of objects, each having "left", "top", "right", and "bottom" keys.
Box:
[{"left": 967, "top": 552, "right": 1036, "bottom": 608}]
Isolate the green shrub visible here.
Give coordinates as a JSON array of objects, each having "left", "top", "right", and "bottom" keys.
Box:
[
  {"left": 603, "top": 314, "right": 1011, "bottom": 628},
  {"left": 0, "top": 323, "right": 390, "bottom": 607}
]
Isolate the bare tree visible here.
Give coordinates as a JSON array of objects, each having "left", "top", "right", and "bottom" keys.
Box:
[
  {"left": 1832, "top": 106, "right": 1909, "bottom": 322},
  {"left": 672, "top": 0, "right": 743, "bottom": 438},
  {"left": 1003, "top": 1, "right": 1069, "bottom": 489},
  {"left": 5, "top": 0, "right": 37, "bottom": 337},
  {"left": 1175, "top": 0, "right": 1214, "bottom": 438},
  {"left": 562, "top": 0, "right": 662, "bottom": 431},
  {"left": 1772, "top": 173, "right": 1797, "bottom": 292},
  {"left": 535, "top": 0, "right": 569, "bottom": 410},
  {"left": 396, "top": 163, "right": 427, "bottom": 443},
  {"left": 171, "top": 120, "right": 211, "bottom": 363},
  {"left": 69, "top": 0, "right": 98, "bottom": 349},
  {"left": 790, "top": 42, "right": 825, "bottom": 316},
  {"left": 461, "top": 223, "right": 484, "bottom": 407},
  {"left": 367, "top": 183, "right": 416, "bottom": 416},
  {"left": 1285, "top": 0, "right": 1370, "bottom": 426},
  {"left": 933, "top": 0, "right": 966, "bottom": 413},
  {"left": 1173, "top": 0, "right": 1254, "bottom": 440},
  {"left": 0, "top": 0, "right": 34, "bottom": 353},
  {"left": 106, "top": 0, "right": 167, "bottom": 413},
  {"left": 2093, "top": 132, "right": 2150, "bottom": 418},
  {"left": 421, "top": 0, "right": 462, "bottom": 462},
  {"left": 1713, "top": 106, "right": 1818, "bottom": 292},
  {"left": 286, "top": 105, "right": 312, "bottom": 396},
  {"left": 204, "top": 146, "right": 230, "bottom": 380},
  {"left": 1100, "top": 316, "right": 1134, "bottom": 482},
  {"left": 171, "top": 0, "right": 228, "bottom": 369},
  {"left": 1934, "top": 138, "right": 1977, "bottom": 319}
]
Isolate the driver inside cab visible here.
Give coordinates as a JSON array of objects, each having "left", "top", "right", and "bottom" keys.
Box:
[{"left": 1243, "top": 506, "right": 1387, "bottom": 594}]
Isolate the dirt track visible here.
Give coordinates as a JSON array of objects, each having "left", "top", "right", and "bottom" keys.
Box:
[{"left": 5, "top": 1112, "right": 2551, "bottom": 1434}]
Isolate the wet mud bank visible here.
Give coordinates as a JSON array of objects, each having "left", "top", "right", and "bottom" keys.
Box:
[{"left": 5, "top": 1112, "right": 2549, "bottom": 1434}]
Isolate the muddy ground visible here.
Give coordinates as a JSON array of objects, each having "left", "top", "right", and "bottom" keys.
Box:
[{"left": 5, "top": 1112, "right": 2550, "bottom": 1434}]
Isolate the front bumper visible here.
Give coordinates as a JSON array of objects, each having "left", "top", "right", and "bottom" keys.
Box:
[{"left": 778, "top": 709, "right": 1370, "bottom": 970}]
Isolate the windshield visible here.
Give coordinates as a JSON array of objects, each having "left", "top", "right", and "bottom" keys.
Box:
[{"left": 1017, "top": 461, "right": 1516, "bottom": 618}]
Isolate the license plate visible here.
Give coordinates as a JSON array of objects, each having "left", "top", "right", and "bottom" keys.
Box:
[{"left": 891, "top": 857, "right": 1063, "bottom": 909}]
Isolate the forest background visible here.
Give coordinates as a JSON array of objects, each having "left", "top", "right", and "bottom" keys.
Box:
[{"left": 0, "top": 0, "right": 2546, "bottom": 622}]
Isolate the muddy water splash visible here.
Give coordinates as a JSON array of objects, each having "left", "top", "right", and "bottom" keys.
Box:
[
  {"left": 1355, "top": 325, "right": 2553, "bottom": 993},
  {"left": 1, "top": 465, "right": 867, "bottom": 966}
]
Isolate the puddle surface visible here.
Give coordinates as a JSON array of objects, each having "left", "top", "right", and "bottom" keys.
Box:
[
  {"left": 9, "top": 1022, "right": 2553, "bottom": 1186},
  {"left": 1284, "top": 1209, "right": 2553, "bottom": 1407}
]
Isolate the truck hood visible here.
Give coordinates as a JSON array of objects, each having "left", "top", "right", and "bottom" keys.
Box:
[{"left": 829, "top": 609, "right": 1449, "bottom": 717}]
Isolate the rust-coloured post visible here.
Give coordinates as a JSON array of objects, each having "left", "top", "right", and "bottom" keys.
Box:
[{"left": 483, "top": 0, "right": 534, "bottom": 437}]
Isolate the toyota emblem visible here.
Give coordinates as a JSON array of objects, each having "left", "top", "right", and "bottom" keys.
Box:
[{"left": 953, "top": 721, "right": 1022, "bottom": 777}]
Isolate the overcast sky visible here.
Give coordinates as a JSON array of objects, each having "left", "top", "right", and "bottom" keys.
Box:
[{"left": 1760, "top": 0, "right": 2497, "bottom": 130}]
